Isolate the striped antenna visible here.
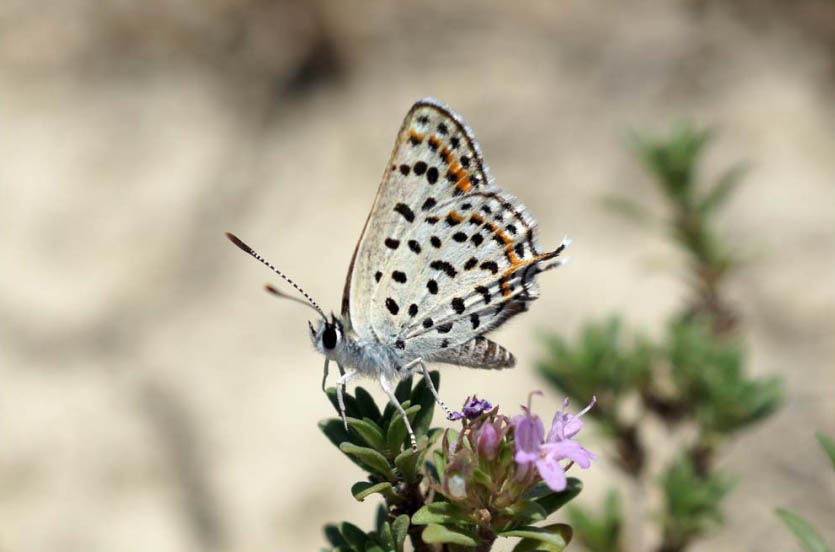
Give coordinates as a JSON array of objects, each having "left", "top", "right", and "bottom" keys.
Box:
[{"left": 225, "top": 232, "right": 326, "bottom": 320}]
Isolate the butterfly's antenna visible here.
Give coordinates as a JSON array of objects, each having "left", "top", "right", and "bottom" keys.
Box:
[{"left": 225, "top": 232, "right": 327, "bottom": 320}]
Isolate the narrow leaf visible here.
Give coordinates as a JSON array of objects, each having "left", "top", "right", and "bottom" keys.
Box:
[
  {"left": 324, "top": 524, "right": 348, "bottom": 547},
  {"left": 532, "top": 478, "right": 583, "bottom": 515},
  {"left": 412, "top": 502, "right": 473, "bottom": 526},
  {"left": 354, "top": 386, "right": 383, "bottom": 421},
  {"left": 776, "top": 509, "right": 831, "bottom": 552},
  {"left": 386, "top": 403, "right": 421, "bottom": 453},
  {"left": 339, "top": 442, "right": 395, "bottom": 480},
  {"left": 502, "top": 524, "right": 572, "bottom": 551},
  {"left": 816, "top": 433, "right": 835, "bottom": 471},
  {"left": 421, "top": 524, "right": 478, "bottom": 546},
  {"left": 341, "top": 522, "right": 370, "bottom": 549},
  {"left": 351, "top": 481, "right": 398, "bottom": 502},
  {"left": 346, "top": 417, "right": 386, "bottom": 450},
  {"left": 391, "top": 514, "right": 410, "bottom": 552},
  {"left": 394, "top": 448, "right": 420, "bottom": 483}
]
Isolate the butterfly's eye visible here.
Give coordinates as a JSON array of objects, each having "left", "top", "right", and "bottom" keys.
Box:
[{"left": 322, "top": 326, "right": 338, "bottom": 350}]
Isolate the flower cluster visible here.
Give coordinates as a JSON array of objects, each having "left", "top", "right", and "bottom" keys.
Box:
[{"left": 432, "top": 391, "right": 596, "bottom": 518}]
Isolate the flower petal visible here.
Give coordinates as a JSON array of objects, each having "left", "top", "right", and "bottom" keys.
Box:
[
  {"left": 542, "top": 439, "right": 596, "bottom": 468},
  {"left": 536, "top": 456, "right": 567, "bottom": 492},
  {"left": 513, "top": 413, "right": 544, "bottom": 455}
]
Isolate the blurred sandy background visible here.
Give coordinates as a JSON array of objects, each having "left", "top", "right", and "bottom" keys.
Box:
[{"left": 1, "top": 1, "right": 834, "bottom": 551}]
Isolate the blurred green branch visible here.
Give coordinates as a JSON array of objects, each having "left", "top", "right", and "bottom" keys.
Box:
[{"left": 540, "top": 122, "right": 783, "bottom": 552}]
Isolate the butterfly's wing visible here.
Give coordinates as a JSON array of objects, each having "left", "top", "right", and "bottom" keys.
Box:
[
  {"left": 342, "top": 98, "right": 565, "bottom": 361},
  {"left": 429, "top": 335, "right": 516, "bottom": 369}
]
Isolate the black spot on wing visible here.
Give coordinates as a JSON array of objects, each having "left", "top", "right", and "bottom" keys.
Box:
[
  {"left": 414, "top": 161, "right": 427, "bottom": 175},
  {"left": 430, "top": 260, "right": 457, "bottom": 278},
  {"left": 422, "top": 318, "right": 433, "bottom": 329},
  {"left": 421, "top": 197, "right": 437, "bottom": 211},
  {"left": 475, "top": 285, "right": 491, "bottom": 304},
  {"left": 394, "top": 203, "right": 415, "bottom": 222},
  {"left": 386, "top": 298, "right": 399, "bottom": 315},
  {"left": 399, "top": 164, "right": 410, "bottom": 176},
  {"left": 464, "top": 257, "right": 478, "bottom": 270},
  {"left": 392, "top": 271, "right": 407, "bottom": 283},
  {"left": 471, "top": 234, "right": 484, "bottom": 246},
  {"left": 375, "top": 271, "right": 382, "bottom": 282},
  {"left": 408, "top": 303, "right": 418, "bottom": 317},
  {"left": 427, "top": 279, "right": 439, "bottom": 294},
  {"left": 470, "top": 313, "right": 480, "bottom": 329},
  {"left": 451, "top": 297, "right": 465, "bottom": 314},
  {"left": 430, "top": 236, "right": 442, "bottom": 248},
  {"left": 452, "top": 232, "right": 467, "bottom": 242},
  {"left": 408, "top": 240, "right": 421, "bottom": 254},
  {"left": 436, "top": 322, "right": 453, "bottom": 334},
  {"left": 480, "top": 261, "right": 498, "bottom": 274},
  {"left": 385, "top": 238, "right": 400, "bottom": 250},
  {"left": 426, "top": 167, "right": 439, "bottom": 184}
]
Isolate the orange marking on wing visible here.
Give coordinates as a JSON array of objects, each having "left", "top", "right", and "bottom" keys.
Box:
[
  {"left": 410, "top": 129, "right": 424, "bottom": 144},
  {"left": 447, "top": 210, "right": 465, "bottom": 223},
  {"left": 470, "top": 213, "right": 485, "bottom": 224},
  {"left": 428, "top": 135, "right": 442, "bottom": 149}
]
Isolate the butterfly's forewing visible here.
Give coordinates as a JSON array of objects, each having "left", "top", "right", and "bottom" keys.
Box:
[{"left": 343, "top": 99, "right": 562, "bottom": 357}]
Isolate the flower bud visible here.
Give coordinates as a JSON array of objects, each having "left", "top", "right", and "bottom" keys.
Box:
[{"left": 476, "top": 421, "right": 500, "bottom": 460}]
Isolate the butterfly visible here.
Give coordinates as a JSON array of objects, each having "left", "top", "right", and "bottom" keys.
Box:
[{"left": 226, "top": 98, "right": 569, "bottom": 450}]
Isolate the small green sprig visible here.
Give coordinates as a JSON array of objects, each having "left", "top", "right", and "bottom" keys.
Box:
[{"left": 319, "top": 373, "right": 594, "bottom": 551}]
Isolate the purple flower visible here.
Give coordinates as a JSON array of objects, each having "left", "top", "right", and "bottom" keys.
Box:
[
  {"left": 476, "top": 419, "right": 501, "bottom": 460},
  {"left": 513, "top": 392, "right": 596, "bottom": 492},
  {"left": 449, "top": 395, "right": 494, "bottom": 421}
]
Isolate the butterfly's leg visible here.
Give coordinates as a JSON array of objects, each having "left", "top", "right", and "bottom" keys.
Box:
[
  {"left": 321, "top": 359, "right": 330, "bottom": 391},
  {"left": 379, "top": 376, "right": 418, "bottom": 452},
  {"left": 336, "top": 369, "right": 358, "bottom": 431},
  {"left": 400, "top": 358, "right": 452, "bottom": 420}
]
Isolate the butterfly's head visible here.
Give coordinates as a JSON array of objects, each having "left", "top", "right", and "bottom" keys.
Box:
[{"left": 309, "top": 314, "right": 344, "bottom": 358}]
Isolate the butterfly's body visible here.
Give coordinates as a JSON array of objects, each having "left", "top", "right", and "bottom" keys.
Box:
[{"left": 228, "top": 98, "right": 568, "bottom": 450}]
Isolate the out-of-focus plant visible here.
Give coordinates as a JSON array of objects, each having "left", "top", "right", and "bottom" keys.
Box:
[
  {"left": 319, "top": 373, "right": 597, "bottom": 551},
  {"left": 539, "top": 123, "right": 783, "bottom": 552},
  {"left": 775, "top": 433, "right": 834, "bottom": 552}
]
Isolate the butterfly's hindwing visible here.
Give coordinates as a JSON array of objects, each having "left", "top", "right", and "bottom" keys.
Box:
[
  {"left": 426, "top": 335, "right": 515, "bottom": 369},
  {"left": 344, "top": 99, "right": 564, "bottom": 361}
]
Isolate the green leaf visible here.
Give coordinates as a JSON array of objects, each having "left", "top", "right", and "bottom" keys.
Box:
[
  {"left": 776, "top": 509, "right": 831, "bottom": 552},
  {"left": 378, "top": 521, "right": 394, "bottom": 551},
  {"left": 412, "top": 502, "right": 473, "bottom": 526},
  {"left": 394, "top": 448, "right": 420, "bottom": 483},
  {"left": 410, "top": 371, "right": 440, "bottom": 437},
  {"left": 395, "top": 375, "right": 413, "bottom": 403},
  {"left": 346, "top": 417, "right": 386, "bottom": 450},
  {"left": 386, "top": 403, "right": 421, "bottom": 453},
  {"left": 391, "top": 514, "right": 409, "bottom": 552},
  {"left": 502, "top": 499, "right": 548, "bottom": 525},
  {"left": 698, "top": 163, "right": 746, "bottom": 215},
  {"left": 351, "top": 481, "right": 398, "bottom": 502},
  {"left": 339, "top": 442, "right": 395, "bottom": 480},
  {"left": 354, "top": 386, "right": 383, "bottom": 421},
  {"left": 324, "top": 524, "right": 348, "bottom": 547},
  {"left": 341, "top": 522, "right": 370, "bottom": 549},
  {"left": 816, "top": 433, "right": 835, "bottom": 471},
  {"left": 364, "top": 543, "right": 385, "bottom": 552},
  {"left": 326, "top": 386, "right": 361, "bottom": 419},
  {"left": 503, "top": 524, "right": 572, "bottom": 551},
  {"left": 530, "top": 478, "right": 583, "bottom": 515},
  {"left": 421, "top": 524, "right": 478, "bottom": 547}
]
